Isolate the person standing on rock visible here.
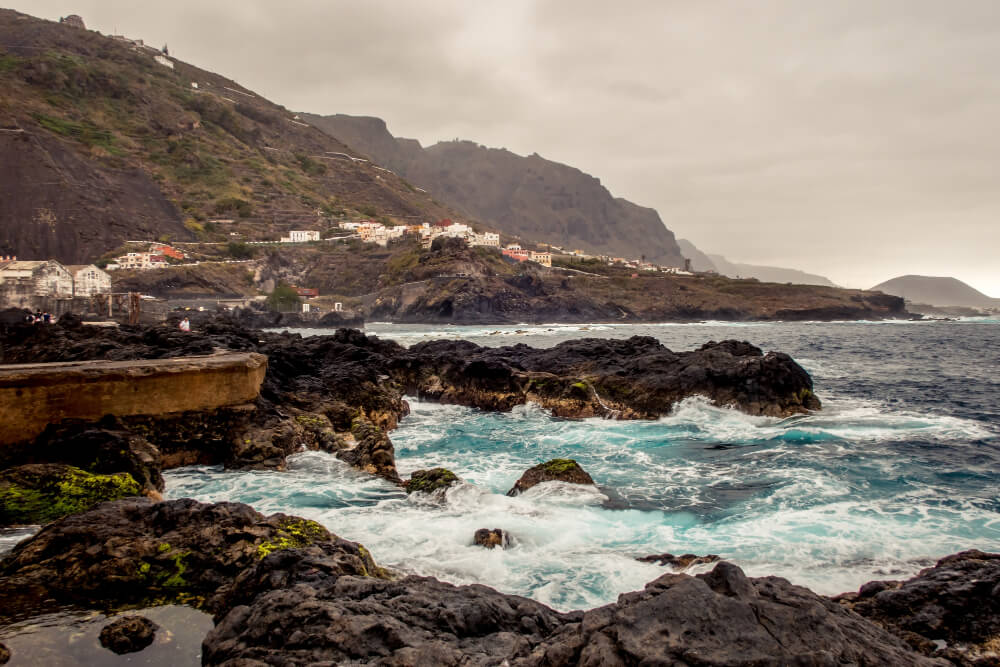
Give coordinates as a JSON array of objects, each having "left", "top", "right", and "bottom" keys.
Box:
[{"left": 179, "top": 317, "right": 191, "bottom": 332}]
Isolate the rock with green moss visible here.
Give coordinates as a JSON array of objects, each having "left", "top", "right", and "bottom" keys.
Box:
[
  {"left": 404, "top": 468, "right": 460, "bottom": 495},
  {"left": 0, "top": 497, "right": 386, "bottom": 617},
  {"left": 0, "top": 464, "right": 142, "bottom": 526},
  {"left": 506, "top": 458, "right": 595, "bottom": 496}
]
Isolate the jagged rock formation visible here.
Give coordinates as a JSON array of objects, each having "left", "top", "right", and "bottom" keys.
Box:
[
  {"left": 837, "top": 550, "right": 1000, "bottom": 665},
  {"left": 870, "top": 275, "right": 1000, "bottom": 309},
  {"left": 396, "top": 337, "right": 821, "bottom": 419},
  {"left": 507, "top": 459, "right": 596, "bottom": 496},
  {"left": 0, "top": 463, "right": 142, "bottom": 525},
  {"left": 303, "top": 114, "right": 687, "bottom": 266}
]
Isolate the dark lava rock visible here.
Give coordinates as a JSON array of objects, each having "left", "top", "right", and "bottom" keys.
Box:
[
  {"left": 0, "top": 419, "right": 164, "bottom": 493},
  {"left": 473, "top": 528, "right": 509, "bottom": 549},
  {"left": 204, "top": 573, "right": 572, "bottom": 666},
  {"left": 0, "top": 498, "right": 382, "bottom": 614},
  {"left": 0, "top": 641, "right": 9, "bottom": 664},
  {"left": 522, "top": 561, "right": 945, "bottom": 666},
  {"left": 638, "top": 552, "right": 721, "bottom": 569},
  {"left": 507, "top": 459, "right": 594, "bottom": 496},
  {"left": 839, "top": 550, "right": 1000, "bottom": 664},
  {"left": 0, "top": 463, "right": 142, "bottom": 526},
  {"left": 397, "top": 335, "right": 821, "bottom": 419},
  {"left": 203, "top": 558, "right": 941, "bottom": 666},
  {"left": 405, "top": 468, "right": 460, "bottom": 494},
  {"left": 337, "top": 418, "right": 402, "bottom": 484},
  {"left": 99, "top": 615, "right": 159, "bottom": 654}
]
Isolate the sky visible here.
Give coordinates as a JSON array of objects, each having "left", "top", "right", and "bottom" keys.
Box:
[{"left": 17, "top": 1, "right": 1000, "bottom": 295}]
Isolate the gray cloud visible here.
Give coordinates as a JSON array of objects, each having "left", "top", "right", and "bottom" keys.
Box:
[{"left": 18, "top": 0, "right": 1000, "bottom": 294}]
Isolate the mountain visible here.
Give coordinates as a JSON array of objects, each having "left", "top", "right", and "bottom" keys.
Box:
[
  {"left": 301, "top": 114, "right": 686, "bottom": 266},
  {"left": 869, "top": 275, "right": 1000, "bottom": 308},
  {"left": 676, "top": 239, "right": 717, "bottom": 272},
  {"left": 707, "top": 254, "right": 836, "bottom": 287},
  {"left": 0, "top": 10, "right": 456, "bottom": 264},
  {"left": 676, "top": 239, "right": 836, "bottom": 286}
]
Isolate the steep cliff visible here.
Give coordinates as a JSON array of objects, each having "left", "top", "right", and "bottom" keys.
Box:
[{"left": 303, "top": 114, "right": 686, "bottom": 266}]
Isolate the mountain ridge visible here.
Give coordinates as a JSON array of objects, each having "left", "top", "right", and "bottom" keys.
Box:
[{"left": 301, "top": 113, "right": 686, "bottom": 266}]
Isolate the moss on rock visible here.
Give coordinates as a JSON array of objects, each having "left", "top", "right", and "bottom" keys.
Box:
[
  {"left": 256, "top": 518, "right": 330, "bottom": 559},
  {"left": 405, "top": 468, "right": 460, "bottom": 495},
  {"left": 0, "top": 464, "right": 142, "bottom": 525}
]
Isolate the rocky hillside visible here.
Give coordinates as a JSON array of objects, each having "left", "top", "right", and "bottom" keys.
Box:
[
  {"left": 302, "top": 114, "right": 686, "bottom": 266},
  {"left": 0, "top": 10, "right": 457, "bottom": 264},
  {"left": 870, "top": 275, "right": 999, "bottom": 308}
]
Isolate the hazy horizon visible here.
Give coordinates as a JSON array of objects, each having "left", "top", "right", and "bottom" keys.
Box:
[{"left": 14, "top": 1, "right": 1000, "bottom": 297}]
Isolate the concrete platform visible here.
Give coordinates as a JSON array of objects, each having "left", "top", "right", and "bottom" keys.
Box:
[{"left": 0, "top": 353, "right": 267, "bottom": 445}]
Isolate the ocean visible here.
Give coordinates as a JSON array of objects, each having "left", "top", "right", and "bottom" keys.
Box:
[{"left": 156, "top": 318, "right": 1000, "bottom": 612}]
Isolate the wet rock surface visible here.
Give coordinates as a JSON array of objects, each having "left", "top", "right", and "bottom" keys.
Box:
[
  {"left": 99, "top": 615, "right": 159, "bottom": 654},
  {"left": 837, "top": 550, "right": 1000, "bottom": 665},
  {"left": 0, "top": 463, "right": 142, "bottom": 526},
  {"left": 473, "top": 528, "right": 509, "bottom": 549},
  {"left": 405, "top": 468, "right": 460, "bottom": 494},
  {"left": 637, "top": 552, "right": 722, "bottom": 569},
  {"left": 397, "top": 336, "right": 821, "bottom": 419},
  {"left": 203, "top": 558, "right": 943, "bottom": 666},
  {"left": 507, "top": 459, "right": 595, "bottom": 496},
  {"left": 0, "top": 498, "right": 382, "bottom": 618}
]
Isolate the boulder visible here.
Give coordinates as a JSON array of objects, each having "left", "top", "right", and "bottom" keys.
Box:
[
  {"left": 507, "top": 459, "right": 594, "bottom": 496},
  {"left": 838, "top": 550, "right": 1000, "bottom": 664},
  {"left": 0, "top": 464, "right": 142, "bottom": 526},
  {"left": 337, "top": 418, "right": 401, "bottom": 484},
  {"left": 5, "top": 420, "right": 164, "bottom": 492},
  {"left": 523, "top": 561, "right": 946, "bottom": 666},
  {"left": 0, "top": 498, "right": 384, "bottom": 614},
  {"left": 405, "top": 468, "right": 460, "bottom": 495},
  {"left": 0, "top": 642, "right": 9, "bottom": 664},
  {"left": 99, "top": 615, "right": 159, "bottom": 654},
  {"left": 473, "top": 528, "right": 509, "bottom": 549},
  {"left": 637, "top": 553, "right": 721, "bottom": 569}
]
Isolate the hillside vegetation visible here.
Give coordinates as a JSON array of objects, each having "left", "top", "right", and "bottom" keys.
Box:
[{"left": 0, "top": 9, "right": 457, "bottom": 264}]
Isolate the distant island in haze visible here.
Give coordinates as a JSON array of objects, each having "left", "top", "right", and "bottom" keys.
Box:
[{"left": 870, "top": 275, "right": 1000, "bottom": 310}]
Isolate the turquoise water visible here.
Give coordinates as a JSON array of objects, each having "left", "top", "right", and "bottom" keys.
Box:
[{"left": 166, "top": 319, "right": 1000, "bottom": 611}]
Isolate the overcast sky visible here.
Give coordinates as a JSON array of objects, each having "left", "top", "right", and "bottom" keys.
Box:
[{"left": 19, "top": 1, "right": 1000, "bottom": 294}]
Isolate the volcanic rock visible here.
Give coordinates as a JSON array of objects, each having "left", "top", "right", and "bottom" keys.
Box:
[
  {"left": 405, "top": 468, "right": 460, "bottom": 495},
  {"left": 838, "top": 550, "right": 1000, "bottom": 665},
  {"left": 337, "top": 418, "right": 401, "bottom": 484},
  {"left": 0, "top": 498, "right": 382, "bottom": 614},
  {"left": 507, "top": 459, "right": 595, "bottom": 496},
  {"left": 1, "top": 420, "right": 164, "bottom": 492},
  {"left": 473, "top": 528, "right": 509, "bottom": 549},
  {"left": 0, "top": 642, "right": 9, "bottom": 664},
  {"left": 637, "top": 552, "right": 721, "bottom": 569},
  {"left": 203, "top": 558, "right": 942, "bottom": 666},
  {"left": 0, "top": 463, "right": 142, "bottom": 526},
  {"left": 99, "top": 615, "right": 159, "bottom": 655}
]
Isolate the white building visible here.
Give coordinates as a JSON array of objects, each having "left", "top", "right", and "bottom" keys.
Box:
[
  {"left": 529, "top": 251, "right": 552, "bottom": 268},
  {"left": 469, "top": 232, "right": 500, "bottom": 247},
  {"left": 0, "top": 260, "right": 74, "bottom": 307},
  {"left": 280, "top": 230, "right": 321, "bottom": 243},
  {"left": 65, "top": 264, "right": 112, "bottom": 296},
  {"left": 111, "top": 252, "right": 168, "bottom": 270}
]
